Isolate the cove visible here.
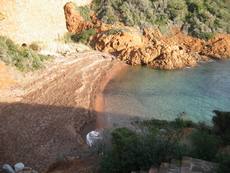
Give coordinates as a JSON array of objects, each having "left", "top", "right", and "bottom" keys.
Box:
[{"left": 103, "top": 60, "right": 230, "bottom": 127}]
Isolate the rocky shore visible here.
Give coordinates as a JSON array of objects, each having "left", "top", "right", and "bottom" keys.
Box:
[
  {"left": 0, "top": 1, "right": 230, "bottom": 172},
  {"left": 64, "top": 2, "right": 230, "bottom": 70}
]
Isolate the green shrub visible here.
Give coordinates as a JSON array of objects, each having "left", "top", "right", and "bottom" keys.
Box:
[
  {"left": 217, "top": 154, "right": 230, "bottom": 173},
  {"left": 0, "top": 36, "right": 50, "bottom": 71},
  {"left": 71, "top": 28, "right": 97, "bottom": 44},
  {"left": 100, "top": 115, "right": 229, "bottom": 172},
  {"left": 167, "top": 0, "right": 188, "bottom": 21},
  {"left": 190, "top": 130, "right": 220, "bottom": 161},
  {"left": 186, "top": 0, "right": 204, "bottom": 13},
  {"left": 92, "top": 0, "right": 230, "bottom": 39},
  {"left": 101, "top": 127, "right": 188, "bottom": 173},
  {"left": 212, "top": 110, "right": 230, "bottom": 144},
  {"left": 76, "top": 6, "right": 91, "bottom": 21}
]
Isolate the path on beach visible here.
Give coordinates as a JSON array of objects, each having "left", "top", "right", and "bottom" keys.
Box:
[{"left": 0, "top": 51, "right": 114, "bottom": 172}]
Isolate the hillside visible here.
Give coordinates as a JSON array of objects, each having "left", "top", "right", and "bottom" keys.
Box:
[{"left": 92, "top": 0, "right": 230, "bottom": 40}]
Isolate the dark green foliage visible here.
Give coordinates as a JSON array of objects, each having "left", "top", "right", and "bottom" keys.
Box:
[
  {"left": 100, "top": 113, "right": 230, "bottom": 173},
  {"left": 101, "top": 128, "right": 187, "bottom": 173},
  {"left": 212, "top": 110, "right": 230, "bottom": 144},
  {"left": 189, "top": 130, "right": 220, "bottom": 161},
  {"left": 0, "top": 36, "right": 50, "bottom": 71},
  {"left": 92, "top": 0, "right": 230, "bottom": 39},
  {"left": 139, "top": 117, "right": 197, "bottom": 130},
  {"left": 217, "top": 154, "right": 230, "bottom": 173},
  {"left": 71, "top": 28, "right": 97, "bottom": 44}
]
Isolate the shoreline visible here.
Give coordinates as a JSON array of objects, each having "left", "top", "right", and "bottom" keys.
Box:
[
  {"left": 0, "top": 51, "right": 127, "bottom": 172},
  {"left": 92, "top": 60, "right": 129, "bottom": 129}
]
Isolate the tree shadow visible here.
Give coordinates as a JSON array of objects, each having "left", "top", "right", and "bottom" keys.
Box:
[
  {"left": 0, "top": 101, "right": 139, "bottom": 172},
  {"left": 0, "top": 102, "right": 98, "bottom": 172}
]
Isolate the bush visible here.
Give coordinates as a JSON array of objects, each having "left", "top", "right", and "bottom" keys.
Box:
[
  {"left": 92, "top": 0, "right": 230, "bottom": 39},
  {"left": 167, "top": 0, "right": 188, "bottom": 21},
  {"left": 71, "top": 28, "right": 97, "bottom": 44},
  {"left": 212, "top": 110, "right": 230, "bottom": 144},
  {"left": 217, "top": 154, "right": 230, "bottom": 173},
  {"left": 189, "top": 130, "right": 220, "bottom": 161},
  {"left": 100, "top": 116, "right": 229, "bottom": 172},
  {"left": 76, "top": 6, "right": 92, "bottom": 21},
  {"left": 100, "top": 127, "right": 187, "bottom": 173},
  {"left": 0, "top": 36, "right": 50, "bottom": 71}
]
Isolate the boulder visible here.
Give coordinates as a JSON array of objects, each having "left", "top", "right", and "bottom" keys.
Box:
[
  {"left": 93, "top": 28, "right": 143, "bottom": 54},
  {"left": 150, "top": 44, "right": 197, "bottom": 70}
]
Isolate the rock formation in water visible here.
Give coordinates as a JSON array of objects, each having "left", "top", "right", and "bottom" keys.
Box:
[{"left": 201, "top": 34, "right": 230, "bottom": 59}]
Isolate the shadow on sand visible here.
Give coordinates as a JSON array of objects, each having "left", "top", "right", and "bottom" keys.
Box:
[{"left": 0, "top": 102, "right": 100, "bottom": 172}]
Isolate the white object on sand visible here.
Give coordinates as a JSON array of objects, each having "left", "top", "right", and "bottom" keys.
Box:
[
  {"left": 14, "top": 163, "right": 25, "bottom": 172},
  {"left": 86, "top": 130, "right": 103, "bottom": 147}
]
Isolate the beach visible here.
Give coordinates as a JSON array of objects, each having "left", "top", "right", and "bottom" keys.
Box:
[{"left": 0, "top": 51, "right": 124, "bottom": 172}]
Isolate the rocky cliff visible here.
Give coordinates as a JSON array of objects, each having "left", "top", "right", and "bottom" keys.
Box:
[
  {"left": 64, "top": 2, "right": 230, "bottom": 70},
  {"left": 0, "top": 0, "right": 92, "bottom": 44}
]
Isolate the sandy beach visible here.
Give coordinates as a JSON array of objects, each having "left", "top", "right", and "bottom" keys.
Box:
[{"left": 0, "top": 51, "right": 124, "bottom": 172}]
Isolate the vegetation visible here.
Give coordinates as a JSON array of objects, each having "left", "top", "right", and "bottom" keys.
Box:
[
  {"left": 213, "top": 110, "right": 230, "bottom": 144},
  {"left": 92, "top": 0, "right": 230, "bottom": 39},
  {"left": 101, "top": 127, "right": 187, "bottom": 173},
  {"left": 0, "top": 36, "right": 50, "bottom": 72},
  {"left": 71, "top": 28, "right": 97, "bottom": 44},
  {"left": 76, "top": 5, "right": 92, "bottom": 21},
  {"left": 100, "top": 111, "right": 230, "bottom": 173},
  {"left": 217, "top": 154, "right": 230, "bottom": 173},
  {"left": 190, "top": 130, "right": 220, "bottom": 161}
]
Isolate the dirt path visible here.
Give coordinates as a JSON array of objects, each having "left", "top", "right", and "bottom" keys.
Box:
[{"left": 0, "top": 51, "right": 118, "bottom": 172}]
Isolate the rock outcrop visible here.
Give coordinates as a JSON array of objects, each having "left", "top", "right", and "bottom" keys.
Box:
[
  {"left": 93, "top": 27, "right": 198, "bottom": 69},
  {"left": 63, "top": 3, "right": 230, "bottom": 70},
  {"left": 93, "top": 28, "right": 143, "bottom": 54},
  {"left": 201, "top": 34, "right": 230, "bottom": 59},
  {"left": 64, "top": 2, "right": 93, "bottom": 34}
]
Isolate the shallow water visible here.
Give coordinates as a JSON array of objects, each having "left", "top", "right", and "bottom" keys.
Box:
[{"left": 103, "top": 60, "right": 230, "bottom": 126}]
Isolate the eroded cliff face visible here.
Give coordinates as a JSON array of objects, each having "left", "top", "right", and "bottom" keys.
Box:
[
  {"left": 64, "top": 2, "right": 230, "bottom": 70},
  {"left": 0, "top": 0, "right": 92, "bottom": 44},
  {"left": 64, "top": 2, "right": 93, "bottom": 34}
]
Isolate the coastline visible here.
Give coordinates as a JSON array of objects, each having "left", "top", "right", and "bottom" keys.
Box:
[{"left": 92, "top": 60, "right": 129, "bottom": 129}]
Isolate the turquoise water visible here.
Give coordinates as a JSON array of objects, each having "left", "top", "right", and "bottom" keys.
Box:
[{"left": 103, "top": 60, "right": 230, "bottom": 126}]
